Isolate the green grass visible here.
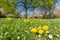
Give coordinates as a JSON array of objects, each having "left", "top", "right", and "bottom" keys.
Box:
[{"left": 0, "top": 18, "right": 60, "bottom": 40}]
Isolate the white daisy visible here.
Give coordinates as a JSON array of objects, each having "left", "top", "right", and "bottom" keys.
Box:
[
  {"left": 46, "top": 31, "right": 49, "bottom": 34},
  {"left": 25, "top": 30, "right": 28, "bottom": 32},
  {"left": 48, "top": 22, "right": 50, "bottom": 24},
  {"left": 38, "top": 35, "right": 42, "bottom": 38},
  {"left": 56, "top": 34, "right": 60, "bottom": 37},
  {"left": 17, "top": 36, "right": 20, "bottom": 39},
  {"left": 48, "top": 34, "right": 53, "bottom": 39},
  {"left": 54, "top": 27, "right": 57, "bottom": 29},
  {"left": 4, "top": 32, "right": 8, "bottom": 35}
]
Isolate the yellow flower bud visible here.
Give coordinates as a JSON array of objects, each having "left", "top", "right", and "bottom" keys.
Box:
[
  {"left": 43, "top": 26, "right": 49, "bottom": 30},
  {"left": 37, "top": 26, "right": 42, "bottom": 30},
  {"left": 31, "top": 28, "right": 37, "bottom": 33},
  {"left": 5, "top": 18, "right": 12, "bottom": 21},
  {"left": 38, "top": 29, "right": 44, "bottom": 35}
]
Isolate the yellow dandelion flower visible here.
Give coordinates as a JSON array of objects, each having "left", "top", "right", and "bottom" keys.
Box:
[
  {"left": 31, "top": 28, "right": 37, "bottom": 33},
  {"left": 38, "top": 29, "right": 44, "bottom": 35},
  {"left": 5, "top": 18, "right": 12, "bottom": 21},
  {"left": 24, "top": 19, "right": 29, "bottom": 22},
  {"left": 37, "top": 26, "right": 42, "bottom": 30},
  {"left": 27, "top": 19, "right": 29, "bottom": 22},
  {"left": 43, "top": 26, "right": 49, "bottom": 30},
  {"left": 24, "top": 19, "right": 26, "bottom": 22}
]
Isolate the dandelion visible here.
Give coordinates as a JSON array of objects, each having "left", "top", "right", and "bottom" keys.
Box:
[
  {"left": 43, "top": 26, "right": 49, "bottom": 30},
  {"left": 48, "top": 34, "right": 53, "bottom": 39},
  {"left": 37, "top": 26, "right": 42, "bottom": 30},
  {"left": 5, "top": 18, "right": 12, "bottom": 21},
  {"left": 27, "top": 19, "right": 29, "bottom": 22},
  {"left": 31, "top": 28, "right": 37, "bottom": 33},
  {"left": 24, "top": 19, "right": 26, "bottom": 22},
  {"left": 38, "top": 29, "right": 44, "bottom": 35},
  {"left": 24, "top": 19, "right": 29, "bottom": 22}
]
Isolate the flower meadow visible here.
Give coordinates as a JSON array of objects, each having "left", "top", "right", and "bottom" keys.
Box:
[{"left": 0, "top": 18, "right": 60, "bottom": 40}]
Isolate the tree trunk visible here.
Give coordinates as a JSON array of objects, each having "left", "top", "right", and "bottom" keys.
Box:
[
  {"left": 49, "top": 12, "right": 51, "bottom": 19},
  {"left": 25, "top": 8, "right": 27, "bottom": 18},
  {"left": 43, "top": 9, "right": 47, "bottom": 18},
  {"left": 49, "top": 9, "right": 54, "bottom": 19},
  {"left": 32, "top": 9, "right": 35, "bottom": 18}
]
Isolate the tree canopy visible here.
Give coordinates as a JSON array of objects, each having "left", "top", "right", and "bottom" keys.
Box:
[{"left": 0, "top": 0, "right": 59, "bottom": 18}]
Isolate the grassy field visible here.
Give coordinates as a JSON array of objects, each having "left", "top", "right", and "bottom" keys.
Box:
[{"left": 0, "top": 18, "right": 60, "bottom": 40}]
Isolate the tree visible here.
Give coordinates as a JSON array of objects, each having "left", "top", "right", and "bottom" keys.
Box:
[
  {"left": 31, "top": 0, "right": 58, "bottom": 18},
  {"left": 44, "top": 0, "right": 58, "bottom": 18},
  {"left": 17, "top": 0, "right": 31, "bottom": 18},
  {"left": 0, "top": 0, "right": 20, "bottom": 17}
]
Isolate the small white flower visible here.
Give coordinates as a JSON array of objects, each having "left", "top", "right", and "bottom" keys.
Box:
[
  {"left": 11, "top": 38, "right": 14, "bottom": 40},
  {"left": 17, "top": 36, "right": 20, "bottom": 39},
  {"left": 56, "top": 34, "right": 60, "bottom": 37},
  {"left": 38, "top": 35, "right": 42, "bottom": 38},
  {"left": 25, "top": 30, "right": 28, "bottom": 32},
  {"left": 30, "top": 21, "right": 33, "bottom": 23},
  {"left": 29, "top": 27, "right": 32, "bottom": 30},
  {"left": 48, "top": 22, "right": 50, "bottom": 23},
  {"left": 4, "top": 32, "right": 8, "bottom": 35},
  {"left": 46, "top": 31, "right": 49, "bottom": 34},
  {"left": 48, "top": 34, "right": 53, "bottom": 39},
  {"left": 54, "top": 27, "right": 57, "bottom": 29}
]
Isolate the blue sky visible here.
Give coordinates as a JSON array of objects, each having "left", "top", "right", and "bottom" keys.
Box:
[{"left": 55, "top": 1, "right": 60, "bottom": 7}]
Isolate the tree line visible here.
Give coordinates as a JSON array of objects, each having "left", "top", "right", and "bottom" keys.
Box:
[{"left": 0, "top": 0, "right": 59, "bottom": 18}]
